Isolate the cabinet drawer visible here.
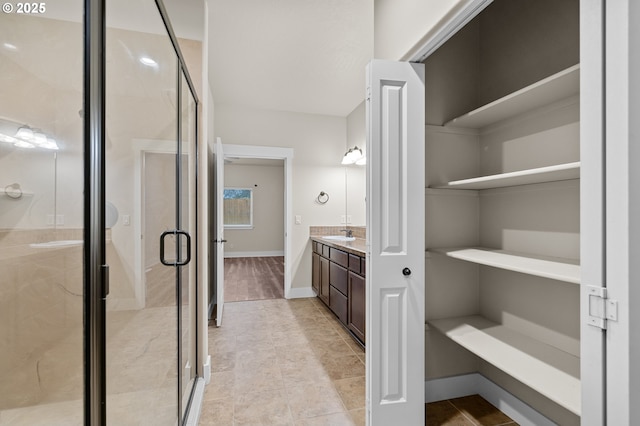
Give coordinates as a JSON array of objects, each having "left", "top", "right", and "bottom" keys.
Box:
[
  {"left": 349, "top": 254, "right": 361, "bottom": 274},
  {"left": 312, "top": 241, "right": 320, "bottom": 254},
  {"left": 322, "top": 244, "right": 330, "bottom": 258},
  {"left": 330, "top": 248, "right": 348, "bottom": 268},
  {"left": 329, "top": 262, "right": 348, "bottom": 295},
  {"left": 329, "top": 286, "right": 348, "bottom": 325}
]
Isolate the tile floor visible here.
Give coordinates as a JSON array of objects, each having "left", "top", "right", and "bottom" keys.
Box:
[
  {"left": 200, "top": 297, "right": 517, "bottom": 426},
  {"left": 200, "top": 297, "right": 366, "bottom": 425}
]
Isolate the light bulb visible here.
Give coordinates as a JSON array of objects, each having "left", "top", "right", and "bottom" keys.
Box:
[
  {"left": 342, "top": 149, "right": 354, "bottom": 165},
  {"left": 347, "top": 146, "right": 363, "bottom": 163},
  {"left": 14, "top": 140, "right": 35, "bottom": 149},
  {"left": 15, "top": 126, "right": 34, "bottom": 141},
  {"left": 33, "top": 132, "right": 47, "bottom": 145},
  {"left": 43, "top": 138, "right": 59, "bottom": 150}
]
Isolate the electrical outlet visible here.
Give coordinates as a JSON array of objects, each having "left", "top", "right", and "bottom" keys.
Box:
[
  {"left": 340, "top": 215, "right": 347, "bottom": 224},
  {"left": 347, "top": 215, "right": 352, "bottom": 224},
  {"left": 56, "top": 215, "right": 64, "bottom": 225},
  {"left": 46, "top": 214, "right": 54, "bottom": 226}
]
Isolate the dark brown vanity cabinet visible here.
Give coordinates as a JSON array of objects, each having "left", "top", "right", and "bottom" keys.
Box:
[
  {"left": 312, "top": 242, "right": 331, "bottom": 305},
  {"left": 312, "top": 240, "right": 366, "bottom": 345}
]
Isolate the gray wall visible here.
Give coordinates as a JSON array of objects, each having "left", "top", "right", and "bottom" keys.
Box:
[{"left": 224, "top": 162, "right": 284, "bottom": 256}]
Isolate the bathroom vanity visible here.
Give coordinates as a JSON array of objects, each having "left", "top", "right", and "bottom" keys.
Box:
[{"left": 310, "top": 234, "right": 366, "bottom": 346}]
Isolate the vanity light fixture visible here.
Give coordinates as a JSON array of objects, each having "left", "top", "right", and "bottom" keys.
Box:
[
  {"left": 342, "top": 146, "right": 364, "bottom": 165},
  {"left": 12, "top": 125, "right": 59, "bottom": 150}
]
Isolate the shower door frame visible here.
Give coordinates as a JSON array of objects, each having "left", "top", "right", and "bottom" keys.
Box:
[{"left": 83, "top": 0, "right": 201, "bottom": 424}]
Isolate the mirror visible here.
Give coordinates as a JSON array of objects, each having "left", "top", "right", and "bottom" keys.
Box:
[{"left": 344, "top": 100, "right": 367, "bottom": 227}]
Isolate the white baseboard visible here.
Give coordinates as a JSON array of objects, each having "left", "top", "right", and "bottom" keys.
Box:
[
  {"left": 425, "top": 374, "right": 556, "bottom": 426},
  {"left": 224, "top": 250, "right": 284, "bottom": 258},
  {"left": 203, "top": 354, "right": 211, "bottom": 384},
  {"left": 286, "top": 286, "right": 316, "bottom": 299}
]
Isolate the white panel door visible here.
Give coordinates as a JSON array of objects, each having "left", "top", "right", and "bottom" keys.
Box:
[
  {"left": 580, "top": 0, "right": 606, "bottom": 424},
  {"left": 366, "top": 59, "right": 425, "bottom": 425},
  {"left": 215, "top": 137, "right": 225, "bottom": 326}
]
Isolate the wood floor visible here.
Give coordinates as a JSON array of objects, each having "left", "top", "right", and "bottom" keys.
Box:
[
  {"left": 224, "top": 256, "right": 284, "bottom": 302},
  {"left": 427, "top": 395, "right": 518, "bottom": 425}
]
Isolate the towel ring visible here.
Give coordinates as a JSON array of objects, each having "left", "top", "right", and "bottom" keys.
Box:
[
  {"left": 4, "top": 183, "right": 23, "bottom": 200},
  {"left": 316, "top": 191, "right": 329, "bottom": 204}
]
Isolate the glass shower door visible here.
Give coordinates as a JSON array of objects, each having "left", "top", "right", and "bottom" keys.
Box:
[
  {"left": 179, "top": 69, "right": 198, "bottom": 417},
  {"left": 104, "top": 1, "right": 195, "bottom": 423}
]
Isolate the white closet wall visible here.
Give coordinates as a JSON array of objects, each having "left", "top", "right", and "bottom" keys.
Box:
[{"left": 423, "top": 1, "right": 581, "bottom": 424}]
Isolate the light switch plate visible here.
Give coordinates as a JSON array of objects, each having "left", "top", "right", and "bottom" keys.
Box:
[{"left": 295, "top": 215, "right": 302, "bottom": 225}]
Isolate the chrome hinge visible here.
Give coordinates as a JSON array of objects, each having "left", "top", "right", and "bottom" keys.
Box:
[
  {"left": 366, "top": 87, "right": 371, "bottom": 101},
  {"left": 587, "top": 285, "right": 618, "bottom": 329}
]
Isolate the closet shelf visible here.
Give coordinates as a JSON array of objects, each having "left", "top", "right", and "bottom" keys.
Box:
[
  {"left": 435, "top": 162, "right": 580, "bottom": 190},
  {"left": 430, "top": 247, "right": 580, "bottom": 284},
  {"left": 445, "top": 64, "right": 580, "bottom": 129},
  {"left": 428, "top": 315, "right": 581, "bottom": 415}
]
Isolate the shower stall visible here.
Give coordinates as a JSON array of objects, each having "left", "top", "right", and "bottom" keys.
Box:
[{"left": 0, "top": 1, "right": 200, "bottom": 424}]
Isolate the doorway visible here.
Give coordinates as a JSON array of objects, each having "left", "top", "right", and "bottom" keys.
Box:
[
  {"left": 209, "top": 143, "right": 293, "bottom": 326},
  {"left": 223, "top": 157, "right": 285, "bottom": 302}
]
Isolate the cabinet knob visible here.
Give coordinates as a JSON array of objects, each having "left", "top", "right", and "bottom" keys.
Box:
[{"left": 402, "top": 267, "right": 411, "bottom": 276}]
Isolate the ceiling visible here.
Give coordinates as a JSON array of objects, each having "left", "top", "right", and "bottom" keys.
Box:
[
  {"left": 2, "top": 0, "right": 372, "bottom": 118},
  {"left": 206, "top": 0, "right": 374, "bottom": 117}
]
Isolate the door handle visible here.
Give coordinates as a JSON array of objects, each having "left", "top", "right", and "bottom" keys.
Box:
[
  {"left": 402, "top": 267, "right": 412, "bottom": 276},
  {"left": 160, "top": 230, "right": 192, "bottom": 266}
]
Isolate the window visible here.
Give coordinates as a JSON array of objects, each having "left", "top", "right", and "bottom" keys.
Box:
[{"left": 223, "top": 188, "right": 253, "bottom": 229}]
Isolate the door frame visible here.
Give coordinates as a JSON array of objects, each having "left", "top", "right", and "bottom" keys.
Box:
[
  {"left": 220, "top": 144, "right": 294, "bottom": 298},
  {"left": 390, "top": 0, "right": 607, "bottom": 424},
  {"left": 133, "top": 139, "right": 181, "bottom": 309}
]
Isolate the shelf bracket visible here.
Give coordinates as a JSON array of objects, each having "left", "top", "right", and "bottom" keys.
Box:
[{"left": 587, "top": 285, "right": 618, "bottom": 330}]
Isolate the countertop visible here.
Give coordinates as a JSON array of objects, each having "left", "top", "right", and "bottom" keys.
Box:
[{"left": 310, "top": 236, "right": 367, "bottom": 256}]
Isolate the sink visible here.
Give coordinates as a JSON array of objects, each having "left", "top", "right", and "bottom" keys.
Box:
[{"left": 322, "top": 235, "right": 356, "bottom": 242}]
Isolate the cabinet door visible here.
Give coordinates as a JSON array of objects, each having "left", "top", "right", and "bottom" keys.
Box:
[
  {"left": 348, "top": 271, "right": 366, "bottom": 344},
  {"left": 312, "top": 252, "right": 320, "bottom": 294},
  {"left": 320, "top": 257, "right": 330, "bottom": 305}
]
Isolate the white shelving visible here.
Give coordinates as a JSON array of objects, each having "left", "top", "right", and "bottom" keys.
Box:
[
  {"left": 445, "top": 64, "right": 580, "bottom": 129},
  {"left": 435, "top": 162, "right": 580, "bottom": 190},
  {"left": 430, "top": 247, "right": 580, "bottom": 284},
  {"left": 428, "top": 315, "right": 581, "bottom": 415}
]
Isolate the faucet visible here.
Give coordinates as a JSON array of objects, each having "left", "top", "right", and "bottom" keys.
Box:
[{"left": 340, "top": 229, "right": 353, "bottom": 238}]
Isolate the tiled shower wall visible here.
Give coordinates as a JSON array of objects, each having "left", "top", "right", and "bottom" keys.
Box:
[{"left": 0, "top": 228, "right": 136, "bottom": 408}]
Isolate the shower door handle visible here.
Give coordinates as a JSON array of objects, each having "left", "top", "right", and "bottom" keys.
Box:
[{"left": 160, "top": 230, "right": 191, "bottom": 266}]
